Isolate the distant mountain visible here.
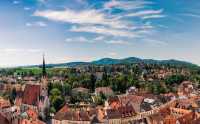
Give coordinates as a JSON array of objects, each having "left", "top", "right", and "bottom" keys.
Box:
[
  {"left": 46, "top": 62, "right": 90, "bottom": 68},
  {"left": 92, "top": 57, "right": 143, "bottom": 65},
  {"left": 92, "top": 58, "right": 121, "bottom": 65},
  {"left": 22, "top": 57, "right": 199, "bottom": 69},
  {"left": 91, "top": 57, "right": 198, "bottom": 68}
]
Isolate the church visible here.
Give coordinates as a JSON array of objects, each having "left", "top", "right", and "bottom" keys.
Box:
[{"left": 21, "top": 55, "right": 50, "bottom": 120}]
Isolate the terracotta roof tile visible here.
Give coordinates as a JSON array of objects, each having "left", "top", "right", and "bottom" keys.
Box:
[
  {"left": 22, "top": 84, "right": 41, "bottom": 106},
  {"left": 106, "top": 105, "right": 136, "bottom": 119}
]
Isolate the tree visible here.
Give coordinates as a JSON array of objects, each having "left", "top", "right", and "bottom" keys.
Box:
[
  {"left": 165, "top": 74, "right": 188, "bottom": 85},
  {"left": 94, "top": 95, "right": 104, "bottom": 105},
  {"left": 51, "top": 96, "right": 64, "bottom": 111},
  {"left": 70, "top": 88, "right": 92, "bottom": 104},
  {"left": 63, "top": 83, "right": 71, "bottom": 96},
  {"left": 50, "top": 88, "right": 61, "bottom": 96},
  {"left": 148, "top": 82, "right": 167, "bottom": 94},
  {"left": 90, "top": 74, "right": 96, "bottom": 92},
  {"left": 49, "top": 88, "right": 64, "bottom": 112},
  {"left": 110, "top": 75, "right": 128, "bottom": 93}
]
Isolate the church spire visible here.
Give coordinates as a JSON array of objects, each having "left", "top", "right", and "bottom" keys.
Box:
[{"left": 42, "top": 54, "right": 47, "bottom": 77}]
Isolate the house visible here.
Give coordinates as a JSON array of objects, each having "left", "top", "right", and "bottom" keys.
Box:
[
  {"left": 0, "top": 97, "right": 11, "bottom": 109},
  {"left": 105, "top": 94, "right": 145, "bottom": 113},
  {"left": 50, "top": 76, "right": 65, "bottom": 84},
  {"left": 105, "top": 96, "right": 120, "bottom": 109},
  {"left": 141, "top": 98, "right": 161, "bottom": 112},
  {"left": 20, "top": 119, "right": 45, "bottom": 124},
  {"left": 148, "top": 97, "right": 199, "bottom": 124},
  {"left": 52, "top": 104, "right": 91, "bottom": 124},
  {"left": 95, "top": 72, "right": 103, "bottom": 81},
  {"left": 118, "top": 94, "right": 144, "bottom": 113},
  {"left": 22, "top": 83, "right": 49, "bottom": 119},
  {"left": 0, "top": 106, "right": 20, "bottom": 124},
  {"left": 22, "top": 84, "right": 41, "bottom": 107},
  {"left": 106, "top": 109, "right": 121, "bottom": 124},
  {"left": 0, "top": 112, "right": 10, "bottom": 124},
  {"left": 178, "top": 81, "right": 194, "bottom": 97},
  {"left": 95, "top": 87, "right": 114, "bottom": 97},
  {"left": 106, "top": 105, "right": 136, "bottom": 124},
  {"left": 72, "top": 87, "right": 89, "bottom": 94},
  {"left": 95, "top": 107, "right": 106, "bottom": 123},
  {"left": 19, "top": 107, "right": 45, "bottom": 124},
  {"left": 52, "top": 110, "right": 91, "bottom": 124}
]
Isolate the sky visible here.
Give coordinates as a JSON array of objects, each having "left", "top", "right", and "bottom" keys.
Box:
[{"left": 0, "top": 0, "right": 200, "bottom": 67}]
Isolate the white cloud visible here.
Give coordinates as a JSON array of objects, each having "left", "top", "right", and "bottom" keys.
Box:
[
  {"left": 105, "top": 40, "right": 129, "bottom": 45},
  {"left": 180, "top": 13, "right": 200, "bottom": 18},
  {"left": 13, "top": 1, "right": 20, "bottom": 4},
  {"left": 104, "top": 0, "right": 152, "bottom": 10},
  {"left": 37, "top": 0, "right": 47, "bottom": 3},
  {"left": 65, "top": 37, "right": 93, "bottom": 43},
  {"left": 94, "top": 36, "right": 105, "bottom": 41},
  {"left": 135, "top": 22, "right": 154, "bottom": 30},
  {"left": 33, "top": 0, "right": 164, "bottom": 39},
  {"left": 26, "top": 21, "right": 47, "bottom": 27},
  {"left": 126, "top": 9, "right": 163, "bottom": 18},
  {"left": 24, "top": 7, "right": 31, "bottom": 11},
  {"left": 142, "top": 14, "right": 166, "bottom": 19},
  {"left": 34, "top": 9, "right": 130, "bottom": 29},
  {"left": 70, "top": 25, "right": 136, "bottom": 38}
]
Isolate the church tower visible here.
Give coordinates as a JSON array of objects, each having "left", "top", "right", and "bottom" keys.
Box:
[{"left": 39, "top": 54, "right": 50, "bottom": 120}]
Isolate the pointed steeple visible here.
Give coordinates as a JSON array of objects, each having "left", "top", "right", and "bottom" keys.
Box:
[{"left": 42, "top": 54, "right": 47, "bottom": 78}]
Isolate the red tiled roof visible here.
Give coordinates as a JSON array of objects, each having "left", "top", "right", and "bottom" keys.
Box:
[
  {"left": 58, "top": 104, "right": 69, "bottom": 113},
  {"left": 22, "top": 84, "right": 41, "bottom": 106},
  {"left": 118, "top": 94, "right": 144, "bottom": 106},
  {"left": 191, "top": 117, "right": 200, "bottom": 124},
  {"left": 107, "top": 105, "right": 136, "bottom": 119},
  {"left": 54, "top": 104, "right": 91, "bottom": 121},
  {"left": 54, "top": 110, "right": 90, "bottom": 121},
  {"left": 26, "top": 108, "right": 38, "bottom": 121},
  {"left": 0, "top": 112, "right": 9, "bottom": 124},
  {"left": 108, "top": 96, "right": 120, "bottom": 104}
]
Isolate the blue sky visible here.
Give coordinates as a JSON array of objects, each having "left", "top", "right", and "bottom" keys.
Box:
[{"left": 0, "top": 0, "right": 200, "bottom": 67}]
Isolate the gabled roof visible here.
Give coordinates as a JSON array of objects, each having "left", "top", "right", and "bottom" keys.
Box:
[
  {"left": 54, "top": 105, "right": 90, "bottom": 122},
  {"left": 118, "top": 94, "right": 144, "bottom": 106},
  {"left": 95, "top": 87, "right": 114, "bottom": 95},
  {"left": 72, "top": 87, "right": 89, "bottom": 94},
  {"left": 106, "top": 105, "right": 136, "bottom": 119},
  {"left": 22, "top": 84, "right": 41, "bottom": 106},
  {"left": 54, "top": 110, "right": 90, "bottom": 121}
]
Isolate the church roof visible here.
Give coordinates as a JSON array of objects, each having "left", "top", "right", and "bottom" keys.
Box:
[{"left": 22, "top": 84, "right": 41, "bottom": 106}]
